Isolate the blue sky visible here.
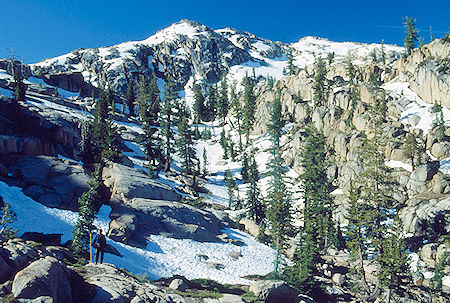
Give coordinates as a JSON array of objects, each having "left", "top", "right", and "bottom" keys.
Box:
[{"left": 1, "top": 0, "right": 448, "bottom": 63}]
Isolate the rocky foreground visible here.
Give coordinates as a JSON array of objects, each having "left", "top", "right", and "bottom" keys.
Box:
[{"left": 0, "top": 235, "right": 319, "bottom": 303}]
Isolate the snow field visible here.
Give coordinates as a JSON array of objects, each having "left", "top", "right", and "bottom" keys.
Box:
[{"left": 0, "top": 180, "right": 276, "bottom": 285}]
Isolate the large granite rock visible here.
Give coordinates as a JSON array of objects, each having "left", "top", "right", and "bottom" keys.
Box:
[
  {"left": 399, "top": 197, "right": 450, "bottom": 236},
  {"left": 249, "top": 280, "right": 312, "bottom": 303},
  {"left": 394, "top": 39, "right": 450, "bottom": 109},
  {"left": 108, "top": 199, "right": 229, "bottom": 247},
  {"left": 103, "top": 163, "right": 180, "bottom": 203},
  {"left": 11, "top": 156, "right": 91, "bottom": 211},
  {"left": 78, "top": 263, "right": 185, "bottom": 303},
  {"left": 12, "top": 256, "right": 73, "bottom": 303}
]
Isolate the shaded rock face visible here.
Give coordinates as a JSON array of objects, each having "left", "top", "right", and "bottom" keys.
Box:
[
  {"left": 0, "top": 101, "right": 82, "bottom": 162},
  {"left": 0, "top": 59, "right": 32, "bottom": 79},
  {"left": 21, "top": 233, "right": 62, "bottom": 246},
  {"left": 0, "top": 239, "right": 39, "bottom": 283},
  {"left": 30, "top": 20, "right": 282, "bottom": 97},
  {"left": 11, "top": 156, "right": 91, "bottom": 211},
  {"left": 12, "top": 256, "right": 73, "bottom": 303}
]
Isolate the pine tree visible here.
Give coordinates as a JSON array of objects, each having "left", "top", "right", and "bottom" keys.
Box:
[
  {"left": 138, "top": 119, "right": 161, "bottom": 176},
  {"left": 344, "top": 181, "right": 375, "bottom": 298},
  {"left": 193, "top": 82, "right": 205, "bottom": 124},
  {"left": 430, "top": 26, "right": 434, "bottom": 42},
  {"left": 176, "top": 101, "right": 197, "bottom": 175},
  {"left": 380, "top": 39, "right": 386, "bottom": 65},
  {"left": 202, "top": 147, "right": 208, "bottom": 176},
  {"left": 228, "top": 133, "right": 236, "bottom": 161},
  {"left": 312, "top": 56, "right": 328, "bottom": 107},
  {"left": 138, "top": 76, "right": 150, "bottom": 121},
  {"left": 105, "top": 86, "right": 115, "bottom": 115},
  {"left": 161, "top": 77, "right": 178, "bottom": 172},
  {"left": 241, "top": 152, "right": 249, "bottom": 183},
  {"left": 242, "top": 74, "right": 256, "bottom": 145},
  {"left": 377, "top": 216, "right": 409, "bottom": 303},
  {"left": 10, "top": 57, "right": 26, "bottom": 103},
  {"left": 432, "top": 102, "right": 446, "bottom": 141},
  {"left": 285, "top": 126, "right": 335, "bottom": 292},
  {"left": 0, "top": 199, "right": 17, "bottom": 238},
  {"left": 352, "top": 97, "right": 409, "bottom": 301},
  {"left": 126, "top": 81, "right": 135, "bottom": 117},
  {"left": 345, "top": 56, "right": 357, "bottom": 85},
  {"left": 283, "top": 48, "right": 296, "bottom": 76},
  {"left": 83, "top": 89, "right": 122, "bottom": 165},
  {"left": 266, "top": 93, "right": 293, "bottom": 276},
  {"left": 299, "top": 126, "right": 335, "bottom": 251},
  {"left": 246, "top": 152, "right": 265, "bottom": 224},
  {"left": 418, "top": 37, "right": 424, "bottom": 49},
  {"left": 404, "top": 16, "right": 419, "bottom": 56},
  {"left": 225, "top": 169, "right": 237, "bottom": 209},
  {"left": 137, "top": 75, "right": 161, "bottom": 175},
  {"left": 284, "top": 221, "right": 318, "bottom": 293},
  {"left": 230, "top": 82, "right": 243, "bottom": 152},
  {"left": 327, "top": 52, "right": 335, "bottom": 65},
  {"left": 71, "top": 167, "right": 101, "bottom": 258},
  {"left": 218, "top": 75, "right": 229, "bottom": 125},
  {"left": 204, "top": 84, "right": 217, "bottom": 122},
  {"left": 219, "top": 128, "right": 229, "bottom": 160},
  {"left": 403, "top": 132, "right": 419, "bottom": 171}
]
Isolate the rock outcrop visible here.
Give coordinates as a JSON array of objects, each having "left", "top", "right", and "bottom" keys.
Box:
[
  {"left": 249, "top": 280, "right": 312, "bottom": 303},
  {"left": 0, "top": 236, "right": 186, "bottom": 303},
  {"left": 107, "top": 198, "right": 233, "bottom": 247},
  {"left": 102, "top": 163, "right": 180, "bottom": 203},
  {"left": 394, "top": 39, "right": 450, "bottom": 109},
  {"left": 102, "top": 163, "right": 234, "bottom": 247},
  {"left": 11, "top": 156, "right": 91, "bottom": 211}
]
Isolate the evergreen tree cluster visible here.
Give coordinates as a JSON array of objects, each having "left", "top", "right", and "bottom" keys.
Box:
[
  {"left": 284, "top": 126, "right": 336, "bottom": 293},
  {"left": 137, "top": 74, "right": 162, "bottom": 176},
  {"left": 81, "top": 88, "right": 123, "bottom": 166}
]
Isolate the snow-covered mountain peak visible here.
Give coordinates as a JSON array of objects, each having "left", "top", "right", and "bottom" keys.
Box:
[
  {"left": 143, "top": 19, "right": 213, "bottom": 45},
  {"left": 290, "top": 35, "right": 404, "bottom": 67}
]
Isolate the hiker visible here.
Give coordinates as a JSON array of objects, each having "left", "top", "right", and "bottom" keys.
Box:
[{"left": 91, "top": 228, "right": 106, "bottom": 264}]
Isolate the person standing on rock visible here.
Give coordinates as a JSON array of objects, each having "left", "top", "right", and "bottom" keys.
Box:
[{"left": 91, "top": 228, "right": 106, "bottom": 264}]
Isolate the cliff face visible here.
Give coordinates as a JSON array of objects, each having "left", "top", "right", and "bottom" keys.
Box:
[
  {"left": 250, "top": 38, "right": 449, "bottom": 240},
  {"left": 394, "top": 39, "right": 450, "bottom": 108}
]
